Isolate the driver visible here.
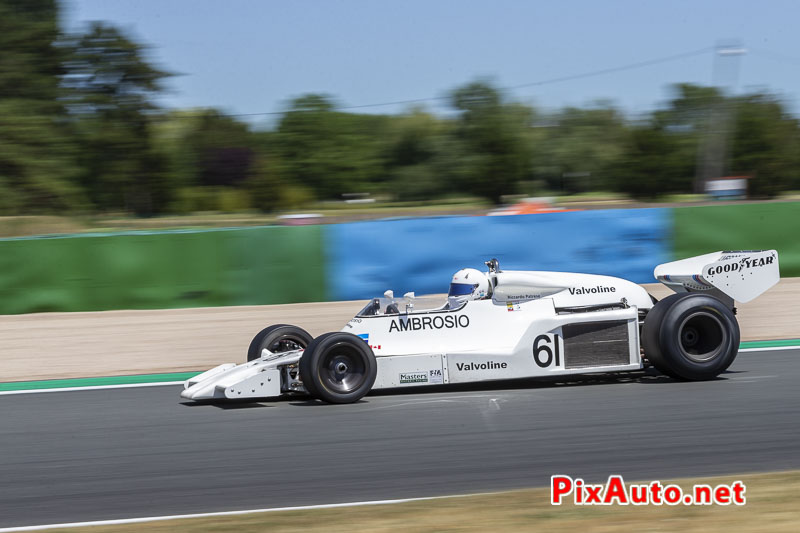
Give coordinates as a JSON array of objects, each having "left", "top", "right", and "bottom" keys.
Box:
[{"left": 447, "top": 268, "right": 490, "bottom": 309}]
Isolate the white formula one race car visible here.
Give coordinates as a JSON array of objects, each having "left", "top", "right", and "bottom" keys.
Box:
[{"left": 181, "top": 250, "right": 779, "bottom": 404}]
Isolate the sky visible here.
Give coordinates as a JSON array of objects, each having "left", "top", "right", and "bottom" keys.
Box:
[{"left": 61, "top": 0, "right": 800, "bottom": 126}]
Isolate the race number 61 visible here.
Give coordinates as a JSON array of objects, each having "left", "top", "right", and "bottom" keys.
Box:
[{"left": 533, "top": 334, "right": 561, "bottom": 368}]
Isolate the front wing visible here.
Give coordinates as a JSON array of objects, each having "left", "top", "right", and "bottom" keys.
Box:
[{"left": 180, "top": 349, "right": 303, "bottom": 400}]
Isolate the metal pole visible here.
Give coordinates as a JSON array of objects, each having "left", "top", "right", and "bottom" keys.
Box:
[{"left": 696, "top": 42, "right": 746, "bottom": 194}]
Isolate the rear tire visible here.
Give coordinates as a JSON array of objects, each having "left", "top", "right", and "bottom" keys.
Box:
[
  {"left": 300, "top": 332, "right": 377, "bottom": 403},
  {"left": 642, "top": 293, "right": 739, "bottom": 380},
  {"left": 247, "top": 324, "right": 313, "bottom": 362}
]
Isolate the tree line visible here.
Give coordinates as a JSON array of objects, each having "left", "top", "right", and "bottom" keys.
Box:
[{"left": 2, "top": 0, "right": 799, "bottom": 217}]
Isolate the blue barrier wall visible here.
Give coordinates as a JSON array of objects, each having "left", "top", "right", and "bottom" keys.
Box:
[{"left": 325, "top": 208, "right": 671, "bottom": 301}]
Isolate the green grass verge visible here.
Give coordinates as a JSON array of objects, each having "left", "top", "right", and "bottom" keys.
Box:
[
  {"left": 5, "top": 196, "right": 792, "bottom": 239},
  {"left": 41, "top": 470, "right": 800, "bottom": 532},
  {"left": 0, "top": 200, "right": 489, "bottom": 238},
  {"left": 0, "top": 372, "right": 201, "bottom": 391},
  {"left": 740, "top": 339, "right": 800, "bottom": 349}
]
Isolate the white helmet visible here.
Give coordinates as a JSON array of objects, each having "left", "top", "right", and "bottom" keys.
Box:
[{"left": 448, "top": 268, "right": 490, "bottom": 308}]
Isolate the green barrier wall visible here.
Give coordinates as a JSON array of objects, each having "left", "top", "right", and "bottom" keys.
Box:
[
  {"left": 0, "top": 226, "right": 326, "bottom": 314},
  {"left": 673, "top": 202, "right": 800, "bottom": 276}
]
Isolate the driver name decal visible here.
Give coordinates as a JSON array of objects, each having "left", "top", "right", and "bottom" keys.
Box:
[{"left": 389, "top": 314, "right": 469, "bottom": 332}]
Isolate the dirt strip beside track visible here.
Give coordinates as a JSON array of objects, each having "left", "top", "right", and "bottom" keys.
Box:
[{"left": 1, "top": 279, "right": 798, "bottom": 382}]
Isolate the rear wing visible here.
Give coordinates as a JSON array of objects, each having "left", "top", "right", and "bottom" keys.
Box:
[{"left": 654, "top": 250, "right": 779, "bottom": 303}]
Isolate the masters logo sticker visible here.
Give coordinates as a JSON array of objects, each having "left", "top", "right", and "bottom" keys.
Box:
[{"left": 399, "top": 372, "right": 428, "bottom": 384}]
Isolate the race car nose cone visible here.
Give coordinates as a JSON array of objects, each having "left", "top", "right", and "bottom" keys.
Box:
[
  {"left": 180, "top": 382, "right": 216, "bottom": 400},
  {"left": 180, "top": 387, "right": 197, "bottom": 399}
]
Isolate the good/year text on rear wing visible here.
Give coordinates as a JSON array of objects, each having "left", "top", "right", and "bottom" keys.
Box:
[{"left": 654, "top": 250, "right": 779, "bottom": 304}]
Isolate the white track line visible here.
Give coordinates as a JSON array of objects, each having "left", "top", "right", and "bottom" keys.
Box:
[
  {"left": 0, "top": 492, "right": 493, "bottom": 532},
  {"left": 0, "top": 381, "right": 184, "bottom": 396},
  {"left": 0, "top": 345, "right": 796, "bottom": 397}
]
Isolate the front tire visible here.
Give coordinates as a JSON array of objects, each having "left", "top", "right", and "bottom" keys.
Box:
[
  {"left": 300, "top": 332, "right": 377, "bottom": 403},
  {"left": 642, "top": 293, "right": 740, "bottom": 380},
  {"left": 247, "top": 324, "right": 313, "bottom": 362}
]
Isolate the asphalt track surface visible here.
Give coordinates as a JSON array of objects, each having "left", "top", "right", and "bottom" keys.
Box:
[{"left": 1, "top": 349, "right": 799, "bottom": 528}]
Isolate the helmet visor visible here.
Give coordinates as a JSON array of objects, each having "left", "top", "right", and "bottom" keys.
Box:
[{"left": 448, "top": 282, "right": 477, "bottom": 297}]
